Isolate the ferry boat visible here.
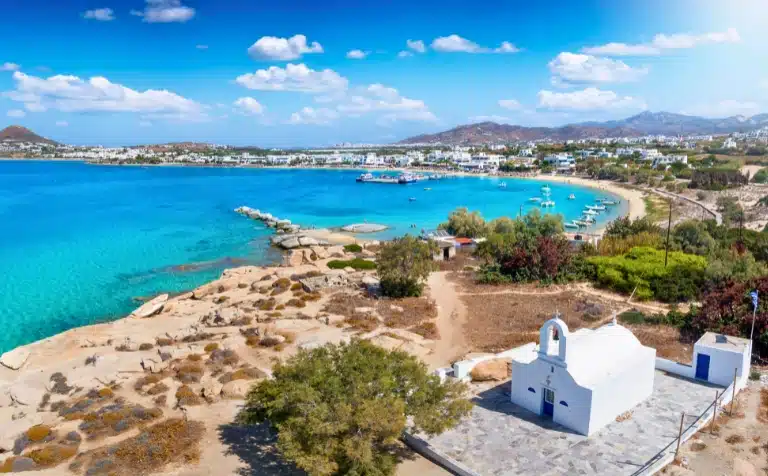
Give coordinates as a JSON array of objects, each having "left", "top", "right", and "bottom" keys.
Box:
[
  {"left": 356, "top": 173, "right": 374, "bottom": 182},
  {"left": 568, "top": 194, "right": 576, "bottom": 200},
  {"left": 398, "top": 173, "right": 418, "bottom": 184}
]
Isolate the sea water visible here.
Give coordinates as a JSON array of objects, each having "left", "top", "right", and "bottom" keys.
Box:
[{"left": 0, "top": 161, "right": 626, "bottom": 352}]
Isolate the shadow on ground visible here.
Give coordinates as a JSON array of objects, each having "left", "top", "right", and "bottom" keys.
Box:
[{"left": 218, "top": 422, "right": 305, "bottom": 476}]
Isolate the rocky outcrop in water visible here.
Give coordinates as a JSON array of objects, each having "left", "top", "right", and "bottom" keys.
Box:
[{"left": 234, "top": 207, "right": 300, "bottom": 234}]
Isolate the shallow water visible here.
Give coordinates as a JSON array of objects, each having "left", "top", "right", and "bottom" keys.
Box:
[{"left": 0, "top": 161, "right": 626, "bottom": 352}]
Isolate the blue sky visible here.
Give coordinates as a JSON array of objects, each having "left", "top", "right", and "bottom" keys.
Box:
[{"left": 1, "top": 0, "right": 766, "bottom": 146}]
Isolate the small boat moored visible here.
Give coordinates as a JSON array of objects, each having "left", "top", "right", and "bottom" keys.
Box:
[{"left": 568, "top": 194, "right": 576, "bottom": 200}]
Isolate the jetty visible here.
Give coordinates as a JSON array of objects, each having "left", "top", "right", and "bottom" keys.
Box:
[{"left": 235, "top": 206, "right": 300, "bottom": 234}]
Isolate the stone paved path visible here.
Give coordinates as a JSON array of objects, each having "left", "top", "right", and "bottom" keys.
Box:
[{"left": 423, "top": 371, "right": 722, "bottom": 476}]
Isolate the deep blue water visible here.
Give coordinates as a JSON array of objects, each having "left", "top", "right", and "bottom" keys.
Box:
[{"left": 0, "top": 161, "right": 626, "bottom": 352}]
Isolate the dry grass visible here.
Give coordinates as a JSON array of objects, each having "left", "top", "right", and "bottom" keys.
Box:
[
  {"left": 134, "top": 374, "right": 162, "bottom": 391},
  {"left": 377, "top": 298, "right": 437, "bottom": 328},
  {"left": 174, "top": 362, "right": 204, "bottom": 384},
  {"left": 69, "top": 418, "right": 204, "bottom": 476},
  {"left": 725, "top": 434, "right": 745, "bottom": 445},
  {"left": 628, "top": 325, "right": 694, "bottom": 364},
  {"left": 146, "top": 382, "right": 169, "bottom": 396},
  {"left": 255, "top": 297, "right": 277, "bottom": 311},
  {"left": 286, "top": 298, "right": 306, "bottom": 308},
  {"left": 461, "top": 289, "right": 614, "bottom": 353},
  {"left": 344, "top": 314, "right": 379, "bottom": 332},
  {"left": 156, "top": 337, "right": 174, "bottom": 346},
  {"left": 26, "top": 424, "right": 52, "bottom": 442},
  {"left": 323, "top": 292, "right": 373, "bottom": 318},
  {"left": 759, "top": 389, "right": 768, "bottom": 423},
  {"left": 409, "top": 321, "right": 439, "bottom": 340},
  {"left": 26, "top": 445, "right": 78, "bottom": 468},
  {"left": 690, "top": 441, "right": 707, "bottom": 452},
  {"left": 175, "top": 385, "right": 203, "bottom": 406},
  {"left": 78, "top": 404, "right": 163, "bottom": 440},
  {"left": 203, "top": 342, "right": 219, "bottom": 353}
]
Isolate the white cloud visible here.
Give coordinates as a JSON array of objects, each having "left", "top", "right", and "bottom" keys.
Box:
[
  {"left": 25, "top": 102, "right": 46, "bottom": 112},
  {"left": 235, "top": 63, "right": 348, "bottom": 93},
  {"left": 346, "top": 49, "right": 368, "bottom": 59},
  {"left": 83, "top": 8, "right": 115, "bottom": 21},
  {"left": 196, "top": 45, "right": 208, "bottom": 50},
  {"left": 537, "top": 87, "right": 646, "bottom": 111},
  {"left": 233, "top": 97, "right": 264, "bottom": 115},
  {"left": 7, "top": 109, "right": 25, "bottom": 118},
  {"left": 469, "top": 115, "right": 511, "bottom": 123},
  {"left": 406, "top": 39, "right": 426, "bottom": 53},
  {"left": 583, "top": 28, "right": 740, "bottom": 56},
  {"left": 684, "top": 100, "right": 761, "bottom": 118},
  {"left": 495, "top": 41, "right": 521, "bottom": 53},
  {"left": 55, "top": 121, "right": 68, "bottom": 127},
  {"left": 548, "top": 53, "right": 648, "bottom": 84},
  {"left": 5, "top": 71, "right": 206, "bottom": 121},
  {"left": 431, "top": 35, "right": 521, "bottom": 54},
  {"left": 131, "top": 0, "right": 195, "bottom": 23},
  {"left": 1, "top": 62, "right": 20, "bottom": 72},
  {"left": 288, "top": 107, "right": 339, "bottom": 125},
  {"left": 499, "top": 99, "right": 522, "bottom": 110},
  {"left": 333, "top": 84, "right": 437, "bottom": 123},
  {"left": 247, "top": 35, "right": 323, "bottom": 61},
  {"left": 431, "top": 35, "right": 483, "bottom": 53},
  {"left": 397, "top": 51, "right": 413, "bottom": 58}
]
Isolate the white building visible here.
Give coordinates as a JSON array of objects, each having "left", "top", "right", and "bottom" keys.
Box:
[
  {"left": 652, "top": 154, "right": 688, "bottom": 168},
  {"left": 724, "top": 138, "right": 738, "bottom": 149},
  {"left": 692, "top": 332, "right": 751, "bottom": 390},
  {"left": 510, "top": 316, "right": 656, "bottom": 435}
]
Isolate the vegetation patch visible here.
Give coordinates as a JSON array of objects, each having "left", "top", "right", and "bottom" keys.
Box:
[
  {"left": 146, "top": 383, "right": 170, "bottom": 396},
  {"left": 78, "top": 403, "right": 163, "bottom": 440},
  {"left": 377, "top": 298, "right": 437, "bottom": 328},
  {"left": 327, "top": 258, "right": 377, "bottom": 270},
  {"left": 725, "top": 434, "right": 745, "bottom": 445},
  {"left": 68, "top": 418, "right": 204, "bottom": 476},
  {"left": 26, "top": 425, "right": 53, "bottom": 443},
  {"left": 207, "top": 348, "right": 240, "bottom": 366},
  {"left": 286, "top": 298, "right": 306, "bottom": 308},
  {"left": 203, "top": 342, "right": 219, "bottom": 353},
  {"left": 255, "top": 297, "right": 277, "bottom": 311},
  {"left": 175, "top": 386, "right": 203, "bottom": 406},
  {"left": 174, "top": 362, "right": 204, "bottom": 383},
  {"left": 343, "top": 243, "right": 363, "bottom": 253},
  {"left": 25, "top": 445, "right": 78, "bottom": 468},
  {"left": 409, "top": 321, "right": 439, "bottom": 340}
]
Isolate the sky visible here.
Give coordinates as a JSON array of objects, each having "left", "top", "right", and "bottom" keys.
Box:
[{"left": 1, "top": 0, "right": 767, "bottom": 147}]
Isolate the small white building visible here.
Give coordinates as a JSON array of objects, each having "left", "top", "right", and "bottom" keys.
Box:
[
  {"left": 510, "top": 316, "right": 656, "bottom": 435},
  {"left": 692, "top": 332, "right": 751, "bottom": 390}
]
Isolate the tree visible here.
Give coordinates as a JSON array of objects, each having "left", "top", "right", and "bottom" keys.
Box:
[
  {"left": 671, "top": 220, "right": 717, "bottom": 255},
  {"left": 376, "top": 236, "right": 438, "bottom": 298},
  {"left": 239, "top": 341, "right": 473, "bottom": 476},
  {"left": 438, "top": 207, "right": 488, "bottom": 238},
  {"left": 604, "top": 216, "right": 661, "bottom": 239}
]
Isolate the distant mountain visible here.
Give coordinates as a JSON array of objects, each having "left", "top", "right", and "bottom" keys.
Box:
[
  {"left": 398, "top": 111, "right": 768, "bottom": 145},
  {"left": 0, "top": 125, "right": 58, "bottom": 145}
]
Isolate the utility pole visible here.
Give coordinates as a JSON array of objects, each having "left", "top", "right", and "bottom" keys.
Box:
[{"left": 664, "top": 199, "right": 672, "bottom": 267}]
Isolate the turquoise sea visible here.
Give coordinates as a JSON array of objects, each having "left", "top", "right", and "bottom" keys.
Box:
[{"left": 0, "top": 160, "right": 627, "bottom": 353}]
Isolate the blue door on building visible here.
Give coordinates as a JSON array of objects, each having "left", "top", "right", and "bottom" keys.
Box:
[
  {"left": 542, "top": 388, "right": 555, "bottom": 418},
  {"left": 695, "top": 353, "right": 710, "bottom": 380}
]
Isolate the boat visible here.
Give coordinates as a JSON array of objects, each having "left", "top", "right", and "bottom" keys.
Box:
[
  {"left": 356, "top": 173, "right": 374, "bottom": 182},
  {"left": 564, "top": 222, "right": 579, "bottom": 229},
  {"left": 498, "top": 182, "right": 507, "bottom": 189},
  {"left": 541, "top": 185, "right": 551, "bottom": 193},
  {"left": 423, "top": 187, "right": 432, "bottom": 191},
  {"left": 581, "top": 215, "right": 596, "bottom": 223},
  {"left": 573, "top": 220, "right": 589, "bottom": 227},
  {"left": 586, "top": 205, "right": 606, "bottom": 211},
  {"left": 398, "top": 173, "right": 418, "bottom": 184},
  {"left": 541, "top": 200, "right": 556, "bottom": 207},
  {"left": 602, "top": 200, "right": 618, "bottom": 206},
  {"left": 568, "top": 194, "right": 576, "bottom": 200},
  {"left": 528, "top": 197, "right": 542, "bottom": 203},
  {"left": 583, "top": 209, "right": 599, "bottom": 216},
  {"left": 409, "top": 197, "right": 416, "bottom": 202}
]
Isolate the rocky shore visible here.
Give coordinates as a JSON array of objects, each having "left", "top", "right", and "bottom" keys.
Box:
[{"left": 0, "top": 242, "right": 438, "bottom": 475}]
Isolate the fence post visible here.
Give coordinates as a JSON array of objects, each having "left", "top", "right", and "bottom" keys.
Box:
[
  {"left": 730, "top": 368, "right": 738, "bottom": 416},
  {"left": 675, "top": 412, "right": 685, "bottom": 460},
  {"left": 710, "top": 391, "right": 719, "bottom": 435}
]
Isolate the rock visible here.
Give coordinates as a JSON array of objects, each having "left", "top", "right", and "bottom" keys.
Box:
[
  {"left": 361, "top": 250, "right": 376, "bottom": 258},
  {"left": 354, "top": 307, "right": 375, "bottom": 314},
  {"left": 300, "top": 272, "right": 350, "bottom": 293},
  {"left": 470, "top": 359, "right": 510, "bottom": 382},
  {"left": 0, "top": 387, "right": 12, "bottom": 407},
  {"left": 301, "top": 248, "right": 315, "bottom": 263},
  {"left": 11, "top": 456, "right": 36, "bottom": 472},
  {"left": 280, "top": 238, "right": 301, "bottom": 249},
  {"left": 221, "top": 380, "right": 251, "bottom": 399},
  {"left": 65, "top": 431, "right": 82, "bottom": 444},
  {"left": 298, "top": 236, "right": 320, "bottom": 247},
  {"left": 389, "top": 305, "right": 404, "bottom": 313},
  {"left": 130, "top": 294, "right": 168, "bottom": 318},
  {"left": 9, "top": 385, "right": 47, "bottom": 407},
  {"left": 200, "top": 376, "right": 224, "bottom": 403},
  {"left": 286, "top": 250, "right": 304, "bottom": 267},
  {"left": 191, "top": 284, "right": 215, "bottom": 300},
  {"left": 341, "top": 224, "right": 388, "bottom": 233},
  {"left": 310, "top": 246, "right": 328, "bottom": 259},
  {"left": 0, "top": 348, "right": 30, "bottom": 370},
  {"left": 326, "top": 246, "right": 345, "bottom": 256},
  {"left": 344, "top": 267, "right": 356, "bottom": 273},
  {"left": 260, "top": 335, "right": 286, "bottom": 346}
]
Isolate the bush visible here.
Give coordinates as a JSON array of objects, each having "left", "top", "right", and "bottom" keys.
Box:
[
  {"left": 598, "top": 232, "right": 662, "bottom": 256},
  {"left": 203, "top": 343, "right": 219, "bottom": 353},
  {"left": 343, "top": 244, "right": 363, "bottom": 253},
  {"left": 377, "top": 236, "right": 438, "bottom": 298},
  {"left": 753, "top": 168, "right": 768, "bottom": 184},
  {"left": 175, "top": 385, "right": 203, "bottom": 406},
  {"left": 438, "top": 207, "right": 488, "bottom": 238},
  {"left": 327, "top": 258, "right": 377, "bottom": 270},
  {"left": 238, "top": 341, "right": 472, "bottom": 476},
  {"left": 587, "top": 247, "right": 707, "bottom": 302},
  {"left": 690, "top": 168, "right": 748, "bottom": 190},
  {"left": 604, "top": 216, "right": 661, "bottom": 239}
]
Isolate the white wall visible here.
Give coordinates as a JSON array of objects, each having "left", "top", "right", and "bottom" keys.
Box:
[
  {"left": 453, "top": 343, "right": 536, "bottom": 379},
  {"left": 588, "top": 347, "right": 656, "bottom": 435},
  {"left": 655, "top": 357, "right": 694, "bottom": 379},
  {"left": 693, "top": 344, "right": 748, "bottom": 388},
  {"left": 510, "top": 359, "right": 592, "bottom": 435}
]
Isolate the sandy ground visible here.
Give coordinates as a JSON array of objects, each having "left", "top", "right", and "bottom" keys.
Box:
[{"left": 422, "top": 272, "right": 468, "bottom": 370}]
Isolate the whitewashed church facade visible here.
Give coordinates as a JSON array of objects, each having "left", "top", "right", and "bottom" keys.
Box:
[{"left": 510, "top": 315, "right": 656, "bottom": 435}]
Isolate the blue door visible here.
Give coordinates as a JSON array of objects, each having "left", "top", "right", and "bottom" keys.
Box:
[
  {"left": 542, "top": 388, "right": 555, "bottom": 418},
  {"left": 695, "top": 353, "right": 710, "bottom": 381}
]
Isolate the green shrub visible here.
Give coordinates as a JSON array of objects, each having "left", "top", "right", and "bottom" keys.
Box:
[
  {"left": 618, "top": 310, "right": 646, "bottom": 325},
  {"left": 343, "top": 244, "right": 363, "bottom": 253},
  {"left": 327, "top": 258, "right": 377, "bottom": 270}
]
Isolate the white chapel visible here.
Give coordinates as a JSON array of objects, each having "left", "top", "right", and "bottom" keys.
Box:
[{"left": 510, "top": 314, "right": 656, "bottom": 435}]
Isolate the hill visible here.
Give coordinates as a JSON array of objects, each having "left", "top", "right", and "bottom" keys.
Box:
[
  {"left": 0, "top": 125, "right": 58, "bottom": 145},
  {"left": 398, "top": 111, "right": 768, "bottom": 145}
]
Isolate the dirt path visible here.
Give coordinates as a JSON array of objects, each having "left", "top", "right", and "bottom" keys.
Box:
[{"left": 424, "top": 271, "right": 468, "bottom": 370}]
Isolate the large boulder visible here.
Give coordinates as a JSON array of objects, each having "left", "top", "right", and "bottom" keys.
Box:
[
  {"left": 0, "top": 348, "right": 30, "bottom": 370},
  {"left": 221, "top": 380, "right": 251, "bottom": 399},
  {"left": 298, "top": 236, "right": 320, "bottom": 247},
  {"left": 200, "top": 376, "right": 224, "bottom": 403},
  {"left": 130, "top": 294, "right": 169, "bottom": 318},
  {"left": 470, "top": 359, "right": 510, "bottom": 382},
  {"left": 310, "top": 246, "right": 328, "bottom": 259},
  {"left": 280, "top": 237, "right": 301, "bottom": 249},
  {"left": 300, "top": 272, "right": 350, "bottom": 293},
  {"left": 191, "top": 283, "right": 215, "bottom": 300}
]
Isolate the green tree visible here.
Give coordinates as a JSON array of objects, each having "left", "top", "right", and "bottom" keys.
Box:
[
  {"left": 671, "top": 220, "right": 717, "bottom": 255},
  {"left": 438, "top": 207, "right": 488, "bottom": 238},
  {"left": 604, "top": 216, "right": 661, "bottom": 239},
  {"left": 239, "top": 341, "right": 472, "bottom": 476},
  {"left": 376, "top": 236, "right": 438, "bottom": 297}
]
